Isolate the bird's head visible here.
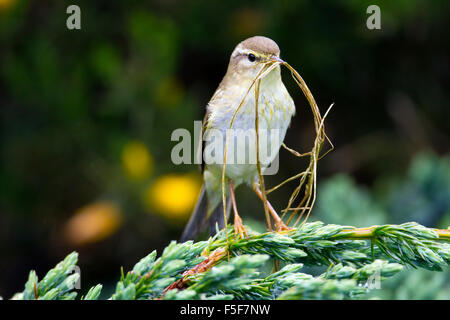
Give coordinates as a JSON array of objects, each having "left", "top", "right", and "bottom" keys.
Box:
[{"left": 227, "top": 36, "right": 284, "bottom": 81}]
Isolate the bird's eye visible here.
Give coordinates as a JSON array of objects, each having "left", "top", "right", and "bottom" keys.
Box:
[{"left": 248, "top": 53, "right": 256, "bottom": 62}]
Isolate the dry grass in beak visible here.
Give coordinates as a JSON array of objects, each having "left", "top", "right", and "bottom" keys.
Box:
[
  {"left": 279, "top": 62, "right": 334, "bottom": 227},
  {"left": 220, "top": 58, "right": 334, "bottom": 239}
]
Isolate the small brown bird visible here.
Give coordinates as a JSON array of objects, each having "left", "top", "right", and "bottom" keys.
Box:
[{"left": 180, "top": 36, "right": 295, "bottom": 242}]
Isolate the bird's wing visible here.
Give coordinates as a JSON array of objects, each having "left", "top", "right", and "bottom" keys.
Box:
[
  {"left": 198, "top": 84, "right": 224, "bottom": 173},
  {"left": 197, "top": 111, "right": 208, "bottom": 173}
]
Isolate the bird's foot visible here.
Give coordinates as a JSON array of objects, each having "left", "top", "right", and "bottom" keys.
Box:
[
  {"left": 275, "top": 220, "right": 293, "bottom": 233},
  {"left": 233, "top": 214, "right": 248, "bottom": 239}
]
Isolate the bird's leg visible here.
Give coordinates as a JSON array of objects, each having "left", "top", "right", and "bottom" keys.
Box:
[
  {"left": 252, "top": 183, "right": 292, "bottom": 232},
  {"left": 229, "top": 181, "right": 248, "bottom": 239}
]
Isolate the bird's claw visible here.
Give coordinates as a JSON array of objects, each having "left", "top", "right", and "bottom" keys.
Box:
[
  {"left": 234, "top": 215, "right": 248, "bottom": 239},
  {"left": 275, "top": 220, "right": 293, "bottom": 233}
]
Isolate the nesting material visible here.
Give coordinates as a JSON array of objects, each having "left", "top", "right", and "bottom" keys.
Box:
[{"left": 220, "top": 60, "right": 334, "bottom": 233}]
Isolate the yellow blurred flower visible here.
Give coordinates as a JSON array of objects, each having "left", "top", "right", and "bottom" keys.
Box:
[
  {"left": 144, "top": 173, "right": 202, "bottom": 221},
  {"left": 0, "top": 0, "right": 15, "bottom": 12},
  {"left": 155, "top": 77, "right": 184, "bottom": 108},
  {"left": 121, "top": 140, "right": 153, "bottom": 180},
  {"left": 64, "top": 201, "right": 122, "bottom": 246}
]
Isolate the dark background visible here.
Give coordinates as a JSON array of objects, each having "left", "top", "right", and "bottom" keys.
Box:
[{"left": 0, "top": 0, "right": 449, "bottom": 299}]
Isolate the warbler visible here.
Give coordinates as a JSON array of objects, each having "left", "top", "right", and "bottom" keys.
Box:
[{"left": 180, "top": 36, "right": 295, "bottom": 242}]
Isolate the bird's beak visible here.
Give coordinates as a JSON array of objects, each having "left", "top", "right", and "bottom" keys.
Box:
[{"left": 270, "top": 56, "right": 285, "bottom": 64}]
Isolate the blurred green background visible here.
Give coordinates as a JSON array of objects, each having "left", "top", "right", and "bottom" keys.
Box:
[{"left": 0, "top": 0, "right": 449, "bottom": 299}]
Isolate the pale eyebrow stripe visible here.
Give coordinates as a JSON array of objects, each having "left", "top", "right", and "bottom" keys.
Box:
[{"left": 232, "top": 48, "right": 250, "bottom": 58}]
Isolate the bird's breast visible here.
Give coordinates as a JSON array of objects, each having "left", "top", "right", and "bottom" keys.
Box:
[{"left": 204, "top": 74, "right": 295, "bottom": 185}]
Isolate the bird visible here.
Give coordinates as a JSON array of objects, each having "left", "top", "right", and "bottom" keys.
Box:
[{"left": 180, "top": 36, "right": 296, "bottom": 242}]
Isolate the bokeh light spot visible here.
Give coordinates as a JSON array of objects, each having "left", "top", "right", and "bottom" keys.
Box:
[
  {"left": 65, "top": 201, "right": 122, "bottom": 246},
  {"left": 121, "top": 140, "right": 153, "bottom": 180},
  {"left": 144, "top": 173, "right": 202, "bottom": 221},
  {"left": 0, "top": 0, "right": 15, "bottom": 12}
]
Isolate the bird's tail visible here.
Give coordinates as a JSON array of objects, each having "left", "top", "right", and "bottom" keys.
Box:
[{"left": 180, "top": 186, "right": 231, "bottom": 242}]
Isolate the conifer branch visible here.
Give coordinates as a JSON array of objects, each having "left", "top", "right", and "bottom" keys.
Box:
[{"left": 9, "top": 221, "right": 449, "bottom": 300}]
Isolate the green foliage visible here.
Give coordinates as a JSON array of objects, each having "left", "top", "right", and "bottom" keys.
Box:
[
  {"left": 83, "top": 284, "right": 103, "bottom": 300},
  {"left": 10, "top": 252, "right": 102, "bottom": 300},
  {"left": 315, "top": 174, "right": 386, "bottom": 226},
  {"left": 316, "top": 153, "right": 450, "bottom": 228},
  {"left": 277, "top": 278, "right": 364, "bottom": 300},
  {"left": 111, "top": 241, "right": 207, "bottom": 300},
  {"left": 368, "top": 223, "right": 449, "bottom": 270},
  {"left": 314, "top": 153, "right": 450, "bottom": 298},
  {"left": 386, "top": 153, "right": 450, "bottom": 226},
  {"left": 10, "top": 221, "right": 448, "bottom": 300}
]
